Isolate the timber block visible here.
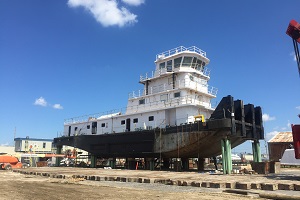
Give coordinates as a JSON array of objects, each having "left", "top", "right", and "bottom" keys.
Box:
[
  {"left": 143, "top": 178, "right": 150, "bottom": 183},
  {"left": 278, "top": 183, "right": 294, "bottom": 190},
  {"left": 210, "top": 182, "right": 226, "bottom": 188},
  {"left": 251, "top": 183, "right": 261, "bottom": 190},
  {"left": 294, "top": 184, "right": 300, "bottom": 191},
  {"left": 235, "top": 182, "right": 250, "bottom": 190},
  {"left": 226, "top": 182, "right": 235, "bottom": 189},
  {"left": 165, "top": 179, "right": 173, "bottom": 185},
  {"left": 126, "top": 177, "right": 133, "bottom": 182},
  {"left": 261, "top": 183, "right": 278, "bottom": 191},
  {"left": 120, "top": 177, "right": 127, "bottom": 182},
  {"left": 137, "top": 178, "right": 143, "bottom": 183},
  {"left": 181, "top": 181, "right": 188, "bottom": 186},
  {"left": 201, "top": 182, "right": 210, "bottom": 188},
  {"left": 177, "top": 180, "right": 183, "bottom": 186},
  {"left": 191, "top": 181, "right": 200, "bottom": 187}
]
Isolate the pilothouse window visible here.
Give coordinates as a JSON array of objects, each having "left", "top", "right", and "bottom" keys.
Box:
[
  {"left": 182, "top": 56, "right": 193, "bottom": 67},
  {"left": 167, "top": 60, "right": 172, "bottom": 72},
  {"left": 159, "top": 62, "right": 165, "bottom": 69},
  {"left": 174, "top": 57, "right": 182, "bottom": 68}
]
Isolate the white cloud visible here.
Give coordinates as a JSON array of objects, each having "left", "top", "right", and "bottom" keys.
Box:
[
  {"left": 262, "top": 113, "right": 275, "bottom": 122},
  {"left": 68, "top": 0, "right": 140, "bottom": 27},
  {"left": 34, "top": 97, "right": 63, "bottom": 110},
  {"left": 53, "top": 104, "right": 64, "bottom": 110},
  {"left": 122, "top": 0, "right": 145, "bottom": 6},
  {"left": 266, "top": 131, "right": 279, "bottom": 142},
  {"left": 34, "top": 97, "right": 47, "bottom": 107},
  {"left": 287, "top": 120, "right": 291, "bottom": 129},
  {"left": 296, "top": 106, "right": 300, "bottom": 110},
  {"left": 290, "top": 52, "right": 296, "bottom": 62}
]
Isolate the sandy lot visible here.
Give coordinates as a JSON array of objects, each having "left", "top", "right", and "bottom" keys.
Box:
[{"left": 0, "top": 170, "right": 263, "bottom": 200}]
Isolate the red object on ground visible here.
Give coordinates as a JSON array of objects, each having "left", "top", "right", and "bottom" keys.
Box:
[
  {"left": 292, "top": 124, "right": 300, "bottom": 159},
  {"left": 0, "top": 155, "right": 24, "bottom": 170},
  {"left": 286, "top": 20, "right": 300, "bottom": 43}
]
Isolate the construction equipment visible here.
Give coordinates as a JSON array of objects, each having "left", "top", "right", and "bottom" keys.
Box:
[
  {"left": 286, "top": 20, "right": 300, "bottom": 159},
  {"left": 0, "top": 155, "right": 27, "bottom": 170},
  {"left": 286, "top": 19, "right": 300, "bottom": 75}
]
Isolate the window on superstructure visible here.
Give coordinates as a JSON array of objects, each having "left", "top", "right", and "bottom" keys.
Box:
[
  {"left": 149, "top": 116, "right": 154, "bottom": 121},
  {"left": 87, "top": 125, "right": 90, "bottom": 129},
  {"left": 167, "top": 60, "right": 172, "bottom": 72},
  {"left": 182, "top": 56, "right": 193, "bottom": 67},
  {"left": 174, "top": 92, "right": 181, "bottom": 98},
  {"left": 191, "top": 57, "right": 198, "bottom": 69},
  {"left": 121, "top": 120, "right": 125, "bottom": 125},
  {"left": 139, "top": 99, "right": 145, "bottom": 104},
  {"left": 160, "top": 94, "right": 168, "bottom": 102},
  {"left": 75, "top": 127, "right": 78, "bottom": 131},
  {"left": 101, "top": 123, "right": 105, "bottom": 127},
  {"left": 133, "top": 118, "right": 138, "bottom": 123},
  {"left": 159, "top": 62, "right": 165, "bottom": 69},
  {"left": 189, "top": 75, "right": 194, "bottom": 81},
  {"left": 174, "top": 57, "right": 182, "bottom": 68},
  {"left": 43, "top": 142, "right": 46, "bottom": 148},
  {"left": 196, "top": 59, "right": 203, "bottom": 71}
]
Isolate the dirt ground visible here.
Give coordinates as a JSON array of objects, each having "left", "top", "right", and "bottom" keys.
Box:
[{"left": 0, "top": 170, "right": 263, "bottom": 200}]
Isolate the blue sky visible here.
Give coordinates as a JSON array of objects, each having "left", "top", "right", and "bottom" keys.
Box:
[{"left": 0, "top": 0, "right": 299, "bottom": 154}]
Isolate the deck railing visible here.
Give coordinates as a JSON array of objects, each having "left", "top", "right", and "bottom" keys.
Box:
[
  {"left": 125, "top": 95, "right": 213, "bottom": 115},
  {"left": 140, "top": 67, "right": 210, "bottom": 82},
  {"left": 64, "top": 96, "right": 217, "bottom": 125},
  {"left": 129, "top": 79, "right": 218, "bottom": 99},
  {"left": 156, "top": 46, "right": 207, "bottom": 61}
]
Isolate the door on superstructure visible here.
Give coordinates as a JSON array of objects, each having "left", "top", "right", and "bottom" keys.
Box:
[
  {"left": 166, "top": 108, "right": 176, "bottom": 126},
  {"left": 126, "top": 118, "right": 131, "bottom": 132},
  {"left": 92, "top": 122, "right": 97, "bottom": 134},
  {"left": 68, "top": 126, "right": 71, "bottom": 137}
]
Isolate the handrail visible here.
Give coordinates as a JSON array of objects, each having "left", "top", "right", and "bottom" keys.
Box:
[
  {"left": 140, "top": 67, "right": 210, "bottom": 82},
  {"left": 64, "top": 95, "right": 217, "bottom": 125},
  {"left": 64, "top": 94, "right": 217, "bottom": 125},
  {"left": 129, "top": 79, "right": 218, "bottom": 99},
  {"left": 156, "top": 46, "right": 207, "bottom": 60}
]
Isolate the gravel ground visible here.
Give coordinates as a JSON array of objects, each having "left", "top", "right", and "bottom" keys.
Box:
[{"left": 0, "top": 171, "right": 263, "bottom": 200}]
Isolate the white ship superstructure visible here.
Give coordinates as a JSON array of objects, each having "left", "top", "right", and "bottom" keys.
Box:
[{"left": 64, "top": 46, "right": 217, "bottom": 137}]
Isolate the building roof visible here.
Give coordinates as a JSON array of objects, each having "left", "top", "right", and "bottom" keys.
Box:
[
  {"left": 268, "top": 132, "right": 293, "bottom": 143},
  {"left": 0, "top": 146, "right": 15, "bottom": 155},
  {"left": 14, "top": 137, "right": 53, "bottom": 142}
]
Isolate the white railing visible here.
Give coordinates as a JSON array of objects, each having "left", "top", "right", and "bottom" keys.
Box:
[
  {"left": 125, "top": 95, "right": 213, "bottom": 115},
  {"left": 140, "top": 66, "right": 210, "bottom": 82},
  {"left": 64, "top": 94, "right": 217, "bottom": 125},
  {"left": 156, "top": 46, "right": 207, "bottom": 61},
  {"left": 129, "top": 79, "right": 218, "bottom": 99},
  {"left": 64, "top": 108, "right": 126, "bottom": 125}
]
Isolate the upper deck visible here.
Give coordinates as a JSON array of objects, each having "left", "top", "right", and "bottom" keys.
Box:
[{"left": 155, "top": 46, "right": 207, "bottom": 62}]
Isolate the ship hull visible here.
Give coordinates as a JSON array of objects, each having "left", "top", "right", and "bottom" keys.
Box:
[{"left": 54, "top": 96, "right": 264, "bottom": 158}]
